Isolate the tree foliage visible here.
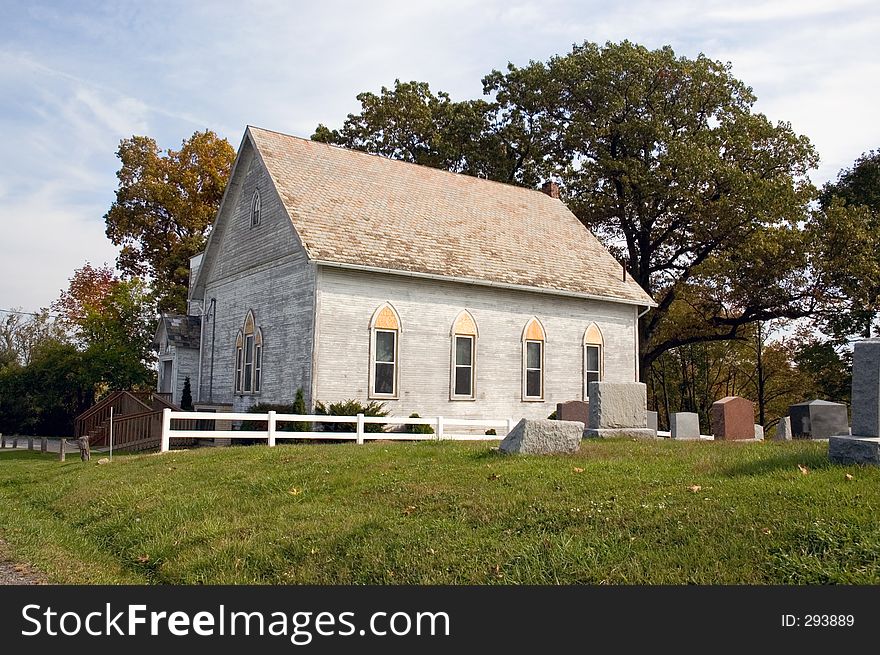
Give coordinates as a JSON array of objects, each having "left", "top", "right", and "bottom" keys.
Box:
[
  {"left": 314, "top": 42, "right": 822, "bottom": 375},
  {"left": 104, "top": 130, "right": 235, "bottom": 313},
  {"left": 52, "top": 263, "right": 157, "bottom": 391},
  {"left": 813, "top": 150, "right": 880, "bottom": 340}
]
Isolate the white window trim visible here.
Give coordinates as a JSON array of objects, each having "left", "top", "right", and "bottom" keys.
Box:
[
  {"left": 522, "top": 339, "right": 544, "bottom": 401},
  {"left": 450, "top": 334, "right": 476, "bottom": 400},
  {"left": 234, "top": 343, "right": 243, "bottom": 393},
  {"left": 251, "top": 190, "right": 262, "bottom": 227},
  {"left": 583, "top": 343, "right": 602, "bottom": 401},
  {"left": 369, "top": 328, "right": 399, "bottom": 399}
]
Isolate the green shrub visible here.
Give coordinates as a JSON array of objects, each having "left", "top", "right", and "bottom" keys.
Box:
[
  {"left": 180, "top": 377, "right": 194, "bottom": 411},
  {"left": 547, "top": 411, "right": 557, "bottom": 420},
  {"left": 407, "top": 413, "right": 434, "bottom": 434},
  {"left": 485, "top": 428, "right": 497, "bottom": 435},
  {"left": 314, "top": 399, "right": 388, "bottom": 433},
  {"left": 241, "top": 402, "right": 311, "bottom": 433}
]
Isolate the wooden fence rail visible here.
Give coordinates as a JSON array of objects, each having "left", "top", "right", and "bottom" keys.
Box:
[{"left": 160, "top": 409, "right": 515, "bottom": 453}]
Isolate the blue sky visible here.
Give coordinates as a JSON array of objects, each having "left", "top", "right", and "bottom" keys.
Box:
[{"left": 1, "top": 0, "right": 879, "bottom": 310}]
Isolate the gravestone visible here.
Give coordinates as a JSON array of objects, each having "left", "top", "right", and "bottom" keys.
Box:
[
  {"left": 647, "top": 411, "right": 659, "bottom": 435},
  {"left": 851, "top": 339, "right": 880, "bottom": 437},
  {"left": 789, "top": 400, "right": 849, "bottom": 439},
  {"left": 773, "top": 417, "right": 793, "bottom": 441},
  {"left": 754, "top": 424, "right": 764, "bottom": 441},
  {"left": 557, "top": 401, "right": 589, "bottom": 426},
  {"left": 829, "top": 339, "right": 880, "bottom": 465},
  {"left": 40, "top": 437, "right": 47, "bottom": 453},
  {"left": 12, "top": 437, "right": 18, "bottom": 448},
  {"left": 499, "top": 418, "right": 584, "bottom": 455},
  {"left": 585, "top": 382, "right": 655, "bottom": 439},
  {"left": 710, "top": 396, "right": 754, "bottom": 441},
  {"left": 27, "top": 437, "right": 33, "bottom": 450},
  {"left": 670, "top": 412, "right": 700, "bottom": 440}
]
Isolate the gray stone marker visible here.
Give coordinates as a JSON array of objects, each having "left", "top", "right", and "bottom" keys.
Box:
[
  {"left": 789, "top": 399, "right": 849, "bottom": 439},
  {"left": 754, "top": 424, "right": 764, "bottom": 441},
  {"left": 12, "top": 436, "right": 18, "bottom": 448},
  {"left": 647, "top": 411, "right": 658, "bottom": 435},
  {"left": 40, "top": 437, "right": 48, "bottom": 454},
  {"left": 773, "top": 416, "right": 792, "bottom": 441},
  {"left": 585, "top": 382, "right": 655, "bottom": 439},
  {"left": 670, "top": 412, "right": 700, "bottom": 440},
  {"left": 499, "top": 418, "right": 584, "bottom": 455},
  {"left": 829, "top": 338, "right": 880, "bottom": 465},
  {"left": 27, "top": 437, "right": 33, "bottom": 450},
  {"left": 851, "top": 338, "right": 880, "bottom": 437},
  {"left": 557, "top": 400, "right": 589, "bottom": 426}
]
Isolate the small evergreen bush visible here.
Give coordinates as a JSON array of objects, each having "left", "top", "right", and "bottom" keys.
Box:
[{"left": 314, "top": 399, "right": 388, "bottom": 433}]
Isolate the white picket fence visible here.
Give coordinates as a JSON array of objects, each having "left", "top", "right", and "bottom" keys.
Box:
[{"left": 160, "top": 408, "right": 514, "bottom": 453}]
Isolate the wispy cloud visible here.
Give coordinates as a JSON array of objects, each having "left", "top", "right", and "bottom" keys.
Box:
[{"left": 0, "top": 0, "right": 878, "bottom": 309}]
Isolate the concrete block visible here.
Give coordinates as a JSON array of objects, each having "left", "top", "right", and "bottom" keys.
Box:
[
  {"left": 671, "top": 412, "right": 700, "bottom": 440},
  {"left": 851, "top": 338, "right": 880, "bottom": 437},
  {"left": 829, "top": 435, "right": 880, "bottom": 465},
  {"left": 500, "top": 418, "right": 584, "bottom": 455}
]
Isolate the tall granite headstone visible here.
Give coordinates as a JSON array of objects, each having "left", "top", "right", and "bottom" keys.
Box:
[
  {"left": 829, "top": 339, "right": 880, "bottom": 464},
  {"left": 585, "top": 382, "right": 655, "bottom": 439},
  {"left": 710, "top": 396, "right": 754, "bottom": 441},
  {"left": 850, "top": 339, "right": 880, "bottom": 437}
]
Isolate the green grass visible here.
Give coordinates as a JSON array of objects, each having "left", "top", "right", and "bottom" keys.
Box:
[{"left": 1, "top": 439, "right": 878, "bottom": 584}]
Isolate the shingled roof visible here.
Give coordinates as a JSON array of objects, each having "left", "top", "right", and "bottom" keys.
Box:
[
  {"left": 248, "top": 126, "right": 655, "bottom": 306},
  {"left": 154, "top": 315, "right": 201, "bottom": 350}
]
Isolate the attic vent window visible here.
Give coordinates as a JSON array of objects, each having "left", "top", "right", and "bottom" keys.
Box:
[{"left": 251, "top": 190, "right": 262, "bottom": 227}]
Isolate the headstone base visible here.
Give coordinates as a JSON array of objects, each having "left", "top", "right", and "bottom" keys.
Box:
[
  {"left": 585, "top": 428, "right": 657, "bottom": 440},
  {"left": 829, "top": 435, "right": 880, "bottom": 465},
  {"left": 500, "top": 418, "right": 584, "bottom": 454}
]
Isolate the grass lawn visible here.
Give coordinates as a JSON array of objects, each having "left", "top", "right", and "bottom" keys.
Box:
[{"left": 0, "top": 438, "right": 878, "bottom": 584}]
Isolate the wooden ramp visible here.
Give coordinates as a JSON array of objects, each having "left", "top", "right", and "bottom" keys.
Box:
[{"left": 74, "top": 391, "right": 196, "bottom": 452}]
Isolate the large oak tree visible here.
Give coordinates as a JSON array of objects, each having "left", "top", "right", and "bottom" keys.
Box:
[
  {"left": 315, "top": 41, "right": 823, "bottom": 376},
  {"left": 104, "top": 130, "right": 235, "bottom": 314}
]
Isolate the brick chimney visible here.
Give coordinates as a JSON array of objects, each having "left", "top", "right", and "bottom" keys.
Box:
[{"left": 541, "top": 180, "right": 560, "bottom": 199}]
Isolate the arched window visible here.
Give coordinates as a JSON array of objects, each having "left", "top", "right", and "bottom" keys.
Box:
[
  {"left": 583, "top": 323, "right": 604, "bottom": 399},
  {"left": 235, "top": 310, "right": 262, "bottom": 394},
  {"left": 369, "top": 303, "right": 401, "bottom": 398},
  {"left": 451, "top": 310, "right": 478, "bottom": 399},
  {"left": 251, "top": 190, "right": 262, "bottom": 227},
  {"left": 522, "top": 318, "right": 546, "bottom": 400}
]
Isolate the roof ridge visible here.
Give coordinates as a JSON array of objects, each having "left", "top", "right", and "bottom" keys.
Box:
[{"left": 246, "top": 124, "right": 559, "bottom": 199}]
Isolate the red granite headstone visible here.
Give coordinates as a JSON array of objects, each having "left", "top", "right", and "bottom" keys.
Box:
[
  {"left": 710, "top": 396, "right": 755, "bottom": 440},
  {"left": 557, "top": 401, "right": 589, "bottom": 425}
]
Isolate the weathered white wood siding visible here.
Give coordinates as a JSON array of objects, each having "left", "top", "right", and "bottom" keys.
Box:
[
  {"left": 314, "top": 267, "right": 638, "bottom": 420},
  {"left": 197, "top": 144, "right": 316, "bottom": 411}
]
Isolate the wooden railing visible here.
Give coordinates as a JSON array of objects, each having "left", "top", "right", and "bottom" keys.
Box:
[{"left": 75, "top": 390, "right": 181, "bottom": 447}]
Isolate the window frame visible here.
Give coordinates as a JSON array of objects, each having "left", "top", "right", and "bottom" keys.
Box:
[
  {"left": 251, "top": 190, "right": 262, "bottom": 227},
  {"left": 583, "top": 323, "right": 604, "bottom": 401},
  {"left": 234, "top": 312, "right": 262, "bottom": 395},
  {"left": 584, "top": 343, "right": 601, "bottom": 399},
  {"left": 523, "top": 339, "right": 544, "bottom": 401},
  {"left": 451, "top": 334, "right": 476, "bottom": 400},
  {"left": 370, "top": 328, "right": 398, "bottom": 399}
]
